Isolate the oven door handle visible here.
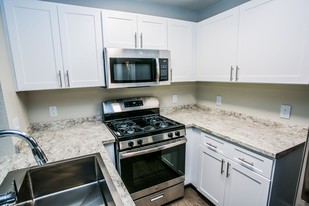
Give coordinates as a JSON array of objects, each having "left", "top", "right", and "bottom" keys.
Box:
[{"left": 120, "top": 139, "right": 187, "bottom": 159}]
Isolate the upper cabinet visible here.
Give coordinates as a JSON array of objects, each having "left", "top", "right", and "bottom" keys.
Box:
[
  {"left": 168, "top": 19, "right": 196, "bottom": 82},
  {"left": 197, "top": 0, "right": 309, "bottom": 84},
  {"left": 2, "top": 0, "right": 104, "bottom": 91},
  {"left": 197, "top": 8, "right": 239, "bottom": 82},
  {"left": 102, "top": 10, "right": 168, "bottom": 50}
]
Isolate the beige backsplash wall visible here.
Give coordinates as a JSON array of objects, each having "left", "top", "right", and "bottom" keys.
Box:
[
  {"left": 25, "top": 82, "right": 197, "bottom": 123},
  {"left": 197, "top": 82, "right": 309, "bottom": 127}
]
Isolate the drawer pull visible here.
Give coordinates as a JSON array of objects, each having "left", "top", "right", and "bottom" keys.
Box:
[
  {"left": 206, "top": 143, "right": 217, "bottom": 149},
  {"left": 151, "top": 194, "right": 164, "bottom": 202},
  {"left": 238, "top": 158, "right": 254, "bottom": 166}
]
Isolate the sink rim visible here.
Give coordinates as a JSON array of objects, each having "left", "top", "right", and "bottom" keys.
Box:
[{"left": 0, "top": 153, "right": 123, "bottom": 206}]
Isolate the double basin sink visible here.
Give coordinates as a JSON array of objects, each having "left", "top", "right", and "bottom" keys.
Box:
[{"left": 0, "top": 153, "right": 120, "bottom": 206}]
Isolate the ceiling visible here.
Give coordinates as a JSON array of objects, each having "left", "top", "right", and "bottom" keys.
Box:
[{"left": 139, "top": 0, "right": 222, "bottom": 12}]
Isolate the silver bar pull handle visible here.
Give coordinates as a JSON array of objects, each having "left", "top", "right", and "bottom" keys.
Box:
[
  {"left": 156, "top": 58, "right": 160, "bottom": 82},
  {"left": 206, "top": 142, "right": 217, "bottom": 149},
  {"left": 140, "top": 33, "right": 143, "bottom": 48},
  {"left": 134, "top": 32, "right": 137, "bottom": 48},
  {"left": 238, "top": 157, "right": 254, "bottom": 166},
  {"left": 58, "top": 70, "right": 62, "bottom": 87},
  {"left": 230, "top": 66, "right": 234, "bottom": 81},
  {"left": 150, "top": 194, "right": 164, "bottom": 202},
  {"left": 236, "top": 66, "right": 239, "bottom": 81},
  {"left": 66, "top": 70, "right": 70, "bottom": 87},
  {"left": 226, "top": 162, "right": 230, "bottom": 178},
  {"left": 221, "top": 159, "right": 225, "bottom": 174}
]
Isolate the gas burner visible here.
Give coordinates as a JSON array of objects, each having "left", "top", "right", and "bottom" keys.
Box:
[
  {"left": 118, "top": 126, "right": 144, "bottom": 136},
  {"left": 144, "top": 115, "right": 165, "bottom": 124},
  {"left": 112, "top": 120, "right": 136, "bottom": 129},
  {"left": 154, "top": 121, "right": 169, "bottom": 128}
]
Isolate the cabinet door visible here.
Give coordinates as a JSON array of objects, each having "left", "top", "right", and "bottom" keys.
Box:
[
  {"left": 185, "top": 128, "right": 200, "bottom": 186},
  {"left": 198, "top": 145, "right": 226, "bottom": 206},
  {"left": 224, "top": 161, "right": 270, "bottom": 206},
  {"left": 2, "top": 0, "right": 63, "bottom": 91},
  {"left": 138, "top": 15, "right": 168, "bottom": 49},
  {"left": 168, "top": 19, "right": 195, "bottom": 82},
  {"left": 102, "top": 10, "right": 137, "bottom": 48},
  {"left": 58, "top": 5, "right": 104, "bottom": 88},
  {"left": 237, "top": 0, "right": 309, "bottom": 84},
  {"left": 196, "top": 7, "right": 239, "bottom": 82}
]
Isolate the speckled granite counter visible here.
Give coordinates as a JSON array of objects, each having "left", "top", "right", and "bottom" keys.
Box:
[
  {"left": 0, "top": 117, "right": 135, "bottom": 206},
  {"left": 0, "top": 105, "right": 308, "bottom": 205},
  {"left": 162, "top": 105, "right": 308, "bottom": 159}
]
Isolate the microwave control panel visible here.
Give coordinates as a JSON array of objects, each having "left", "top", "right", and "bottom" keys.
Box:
[{"left": 159, "top": 58, "right": 169, "bottom": 81}]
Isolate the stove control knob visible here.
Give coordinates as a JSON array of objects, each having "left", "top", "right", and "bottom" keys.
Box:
[
  {"left": 175, "top": 131, "right": 180, "bottom": 136},
  {"left": 168, "top": 133, "right": 173, "bottom": 138},
  {"left": 137, "top": 139, "right": 143, "bottom": 145},
  {"left": 128, "top": 141, "right": 134, "bottom": 147}
]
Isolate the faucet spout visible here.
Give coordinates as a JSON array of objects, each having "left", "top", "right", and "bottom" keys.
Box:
[{"left": 0, "top": 130, "right": 48, "bottom": 165}]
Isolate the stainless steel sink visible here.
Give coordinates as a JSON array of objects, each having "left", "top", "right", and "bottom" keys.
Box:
[{"left": 0, "top": 153, "right": 119, "bottom": 206}]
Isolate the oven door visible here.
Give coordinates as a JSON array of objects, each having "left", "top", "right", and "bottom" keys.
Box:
[{"left": 118, "top": 138, "right": 186, "bottom": 201}]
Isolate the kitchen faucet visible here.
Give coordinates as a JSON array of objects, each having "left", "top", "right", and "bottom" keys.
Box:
[{"left": 0, "top": 129, "right": 48, "bottom": 205}]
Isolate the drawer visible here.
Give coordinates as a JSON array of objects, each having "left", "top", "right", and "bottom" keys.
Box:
[
  {"left": 202, "top": 132, "right": 232, "bottom": 157},
  {"left": 232, "top": 145, "right": 273, "bottom": 179}
]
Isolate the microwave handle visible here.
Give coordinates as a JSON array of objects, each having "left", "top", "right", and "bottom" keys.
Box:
[{"left": 156, "top": 58, "right": 160, "bottom": 82}]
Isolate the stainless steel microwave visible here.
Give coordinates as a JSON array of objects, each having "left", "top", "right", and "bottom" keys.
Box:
[{"left": 103, "top": 48, "right": 171, "bottom": 89}]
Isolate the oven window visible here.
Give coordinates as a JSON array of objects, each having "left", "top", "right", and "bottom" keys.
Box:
[
  {"left": 110, "top": 58, "right": 156, "bottom": 83},
  {"left": 120, "top": 143, "right": 185, "bottom": 194}
]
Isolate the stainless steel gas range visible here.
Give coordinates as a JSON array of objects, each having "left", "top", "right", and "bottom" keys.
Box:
[{"left": 102, "top": 97, "right": 186, "bottom": 206}]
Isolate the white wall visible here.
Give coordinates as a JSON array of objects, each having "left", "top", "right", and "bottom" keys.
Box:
[
  {"left": 25, "top": 82, "right": 197, "bottom": 123},
  {"left": 197, "top": 82, "right": 309, "bottom": 127}
]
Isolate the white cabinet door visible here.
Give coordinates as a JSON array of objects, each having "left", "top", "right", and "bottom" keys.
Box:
[
  {"left": 102, "top": 10, "right": 137, "bottom": 49},
  {"left": 2, "top": 0, "right": 63, "bottom": 91},
  {"left": 237, "top": 0, "right": 309, "bottom": 84},
  {"left": 102, "top": 10, "right": 167, "bottom": 49},
  {"left": 224, "top": 161, "right": 270, "bottom": 206},
  {"left": 138, "top": 15, "right": 167, "bottom": 49},
  {"left": 196, "top": 7, "right": 239, "bottom": 82},
  {"left": 198, "top": 145, "right": 226, "bottom": 206},
  {"left": 58, "top": 5, "right": 104, "bottom": 88},
  {"left": 168, "top": 19, "right": 195, "bottom": 82}
]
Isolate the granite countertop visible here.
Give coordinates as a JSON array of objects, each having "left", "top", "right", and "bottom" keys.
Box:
[
  {"left": 0, "top": 117, "right": 135, "bottom": 206},
  {"left": 0, "top": 105, "right": 308, "bottom": 205},
  {"left": 163, "top": 105, "right": 308, "bottom": 159}
]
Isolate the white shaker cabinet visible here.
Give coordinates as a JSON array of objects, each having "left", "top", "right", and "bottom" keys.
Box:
[
  {"left": 236, "top": 0, "right": 309, "bottom": 84},
  {"left": 196, "top": 7, "right": 238, "bottom": 82},
  {"left": 197, "top": 132, "right": 271, "bottom": 206},
  {"left": 102, "top": 10, "right": 168, "bottom": 50},
  {"left": 2, "top": 0, "right": 62, "bottom": 90},
  {"left": 2, "top": 0, "right": 104, "bottom": 91},
  {"left": 57, "top": 5, "right": 104, "bottom": 88},
  {"left": 168, "top": 19, "right": 196, "bottom": 82},
  {"left": 197, "top": 0, "right": 309, "bottom": 84}
]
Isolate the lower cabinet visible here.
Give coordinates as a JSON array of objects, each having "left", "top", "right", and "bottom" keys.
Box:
[
  {"left": 195, "top": 131, "right": 304, "bottom": 206},
  {"left": 198, "top": 145, "right": 270, "bottom": 206}
]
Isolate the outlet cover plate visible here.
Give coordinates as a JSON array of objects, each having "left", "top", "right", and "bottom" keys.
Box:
[
  {"left": 216, "top": 96, "right": 222, "bottom": 106},
  {"left": 172, "top": 95, "right": 177, "bottom": 104},
  {"left": 280, "top": 104, "right": 291, "bottom": 119},
  {"left": 49, "top": 106, "right": 58, "bottom": 117}
]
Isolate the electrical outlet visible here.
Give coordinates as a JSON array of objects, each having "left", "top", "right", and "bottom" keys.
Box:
[
  {"left": 280, "top": 104, "right": 291, "bottom": 119},
  {"left": 172, "top": 95, "right": 177, "bottom": 103},
  {"left": 49, "top": 106, "right": 58, "bottom": 117},
  {"left": 216, "top": 96, "right": 222, "bottom": 106}
]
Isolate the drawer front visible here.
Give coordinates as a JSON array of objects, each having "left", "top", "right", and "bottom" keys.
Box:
[
  {"left": 232, "top": 146, "right": 273, "bottom": 179},
  {"left": 202, "top": 132, "right": 232, "bottom": 157}
]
